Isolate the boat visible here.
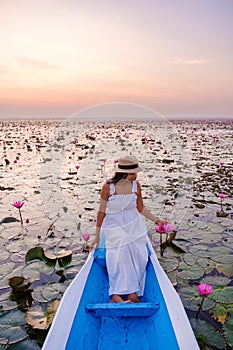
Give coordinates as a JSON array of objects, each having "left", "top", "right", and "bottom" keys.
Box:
[{"left": 42, "top": 236, "right": 200, "bottom": 349}]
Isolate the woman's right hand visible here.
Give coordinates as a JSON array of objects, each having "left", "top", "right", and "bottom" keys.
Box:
[{"left": 89, "top": 237, "right": 100, "bottom": 251}]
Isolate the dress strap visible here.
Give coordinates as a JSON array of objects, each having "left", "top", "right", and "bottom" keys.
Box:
[
  {"left": 109, "top": 182, "right": 115, "bottom": 195},
  {"left": 132, "top": 180, "right": 137, "bottom": 193}
]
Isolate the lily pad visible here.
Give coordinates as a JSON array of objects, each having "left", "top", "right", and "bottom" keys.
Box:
[
  {"left": 223, "top": 315, "right": 233, "bottom": 347},
  {"left": 179, "top": 286, "right": 215, "bottom": 311},
  {"left": 0, "top": 251, "right": 10, "bottom": 261},
  {"left": 212, "top": 217, "right": 233, "bottom": 227},
  {"left": 209, "top": 286, "right": 233, "bottom": 304},
  {"left": 0, "top": 262, "right": 16, "bottom": 280},
  {"left": 25, "top": 247, "right": 46, "bottom": 262},
  {"left": 32, "top": 283, "right": 67, "bottom": 303},
  {"left": 8, "top": 277, "right": 32, "bottom": 292},
  {"left": 0, "top": 310, "right": 27, "bottom": 345},
  {"left": 177, "top": 262, "right": 204, "bottom": 280},
  {"left": 166, "top": 271, "right": 178, "bottom": 286},
  {"left": 208, "top": 246, "right": 233, "bottom": 264},
  {"left": 44, "top": 249, "right": 72, "bottom": 265},
  {"left": 0, "top": 292, "right": 17, "bottom": 312},
  {"left": 188, "top": 245, "right": 210, "bottom": 258},
  {"left": 42, "top": 283, "right": 67, "bottom": 301},
  {"left": 182, "top": 253, "right": 197, "bottom": 266},
  {"left": 158, "top": 257, "right": 179, "bottom": 273},
  {"left": 22, "top": 261, "right": 54, "bottom": 281},
  {"left": 190, "top": 318, "right": 225, "bottom": 349},
  {"left": 210, "top": 303, "right": 232, "bottom": 324},
  {"left": 64, "top": 263, "right": 86, "bottom": 279},
  {"left": 6, "top": 339, "right": 41, "bottom": 349},
  {"left": 215, "top": 263, "right": 233, "bottom": 277},
  {"left": 204, "top": 222, "right": 224, "bottom": 234},
  {"left": 168, "top": 241, "right": 186, "bottom": 254},
  {"left": 25, "top": 300, "right": 59, "bottom": 330},
  {"left": 201, "top": 275, "right": 231, "bottom": 287}
]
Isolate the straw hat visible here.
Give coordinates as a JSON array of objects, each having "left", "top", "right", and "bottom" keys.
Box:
[{"left": 113, "top": 156, "right": 142, "bottom": 173}]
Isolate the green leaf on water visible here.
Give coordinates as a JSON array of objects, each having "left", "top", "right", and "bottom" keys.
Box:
[
  {"left": 166, "top": 271, "right": 178, "bottom": 286},
  {"left": 8, "top": 276, "right": 32, "bottom": 292},
  {"left": 179, "top": 286, "right": 215, "bottom": 311},
  {"left": 223, "top": 314, "right": 233, "bottom": 347},
  {"left": 215, "top": 263, "right": 233, "bottom": 277},
  {"left": 0, "top": 251, "right": 10, "bottom": 261},
  {"left": 25, "top": 300, "right": 59, "bottom": 330},
  {"left": 32, "top": 283, "right": 67, "bottom": 303},
  {"left": 0, "top": 310, "right": 27, "bottom": 345},
  {"left": 25, "top": 247, "right": 46, "bottom": 262},
  {"left": 44, "top": 249, "right": 72, "bottom": 267},
  {"left": 177, "top": 262, "right": 204, "bottom": 280},
  {"left": 206, "top": 246, "right": 233, "bottom": 264},
  {"left": 190, "top": 318, "right": 225, "bottom": 349},
  {"left": 158, "top": 257, "right": 179, "bottom": 273},
  {"left": 44, "top": 249, "right": 72, "bottom": 261},
  {"left": 210, "top": 303, "right": 231, "bottom": 324},
  {"left": 201, "top": 275, "right": 231, "bottom": 287},
  {"left": 182, "top": 253, "right": 197, "bottom": 265},
  {"left": 0, "top": 263, "right": 16, "bottom": 280},
  {"left": 0, "top": 309, "right": 25, "bottom": 326},
  {"left": 22, "top": 261, "right": 54, "bottom": 281},
  {"left": 0, "top": 292, "right": 17, "bottom": 312},
  {"left": 64, "top": 263, "right": 86, "bottom": 279},
  {"left": 209, "top": 286, "right": 233, "bottom": 304},
  {"left": 6, "top": 338, "right": 41, "bottom": 349}
]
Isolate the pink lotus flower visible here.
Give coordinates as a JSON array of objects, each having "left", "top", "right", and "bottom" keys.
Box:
[
  {"left": 196, "top": 283, "right": 213, "bottom": 318},
  {"left": 82, "top": 233, "right": 90, "bottom": 242},
  {"left": 155, "top": 223, "right": 175, "bottom": 234},
  {"left": 219, "top": 162, "right": 224, "bottom": 166},
  {"left": 197, "top": 283, "right": 213, "bottom": 296},
  {"left": 12, "top": 201, "right": 24, "bottom": 209},
  {"left": 75, "top": 165, "right": 80, "bottom": 170},
  {"left": 217, "top": 193, "right": 227, "bottom": 199},
  {"left": 217, "top": 193, "right": 227, "bottom": 212},
  {"left": 155, "top": 222, "right": 175, "bottom": 257},
  {"left": 12, "top": 201, "right": 24, "bottom": 225}
]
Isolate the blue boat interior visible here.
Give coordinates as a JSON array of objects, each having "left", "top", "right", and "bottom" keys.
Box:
[{"left": 65, "top": 248, "right": 180, "bottom": 350}]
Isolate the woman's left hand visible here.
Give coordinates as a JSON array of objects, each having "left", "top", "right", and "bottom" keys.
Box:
[{"left": 156, "top": 219, "right": 167, "bottom": 226}]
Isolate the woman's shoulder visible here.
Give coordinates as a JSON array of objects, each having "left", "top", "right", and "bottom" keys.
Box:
[
  {"left": 102, "top": 182, "right": 110, "bottom": 191},
  {"left": 100, "top": 182, "right": 111, "bottom": 199}
]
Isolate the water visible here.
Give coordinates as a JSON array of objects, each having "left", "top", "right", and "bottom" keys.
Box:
[{"left": 0, "top": 118, "right": 232, "bottom": 349}]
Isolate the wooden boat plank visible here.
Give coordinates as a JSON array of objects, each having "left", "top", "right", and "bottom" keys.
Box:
[{"left": 85, "top": 302, "right": 160, "bottom": 317}]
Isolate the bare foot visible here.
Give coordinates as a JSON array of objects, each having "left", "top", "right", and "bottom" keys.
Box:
[
  {"left": 110, "top": 294, "right": 132, "bottom": 303},
  {"left": 127, "top": 293, "right": 141, "bottom": 303}
]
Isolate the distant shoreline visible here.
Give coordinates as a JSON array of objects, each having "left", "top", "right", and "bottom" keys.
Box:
[{"left": 0, "top": 116, "right": 233, "bottom": 122}]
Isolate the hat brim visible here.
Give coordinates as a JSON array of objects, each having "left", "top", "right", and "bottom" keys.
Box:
[{"left": 112, "top": 165, "right": 143, "bottom": 173}]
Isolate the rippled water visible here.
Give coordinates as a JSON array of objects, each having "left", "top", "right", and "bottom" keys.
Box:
[{"left": 0, "top": 118, "right": 232, "bottom": 349}]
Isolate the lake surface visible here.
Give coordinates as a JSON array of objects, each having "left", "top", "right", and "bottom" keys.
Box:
[{"left": 0, "top": 118, "right": 232, "bottom": 349}]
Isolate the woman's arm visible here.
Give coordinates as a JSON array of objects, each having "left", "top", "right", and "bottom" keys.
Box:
[
  {"left": 90, "top": 183, "right": 109, "bottom": 249},
  {"left": 136, "top": 181, "right": 165, "bottom": 225}
]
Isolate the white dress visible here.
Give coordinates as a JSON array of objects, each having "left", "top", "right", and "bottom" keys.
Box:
[{"left": 101, "top": 180, "right": 148, "bottom": 297}]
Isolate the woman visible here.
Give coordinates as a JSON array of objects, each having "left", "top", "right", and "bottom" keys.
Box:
[{"left": 90, "top": 156, "right": 166, "bottom": 303}]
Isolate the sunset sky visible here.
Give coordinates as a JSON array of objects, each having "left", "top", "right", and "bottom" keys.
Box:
[{"left": 1, "top": 0, "right": 233, "bottom": 119}]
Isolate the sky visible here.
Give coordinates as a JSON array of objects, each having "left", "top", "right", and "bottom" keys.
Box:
[{"left": 0, "top": 0, "right": 233, "bottom": 119}]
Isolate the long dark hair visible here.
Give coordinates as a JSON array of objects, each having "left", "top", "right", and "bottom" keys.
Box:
[{"left": 107, "top": 172, "right": 128, "bottom": 184}]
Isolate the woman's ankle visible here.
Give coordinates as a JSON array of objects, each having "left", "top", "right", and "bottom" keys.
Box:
[{"left": 127, "top": 293, "right": 141, "bottom": 302}]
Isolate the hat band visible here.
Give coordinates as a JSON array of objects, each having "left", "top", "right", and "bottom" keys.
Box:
[{"left": 118, "top": 163, "right": 138, "bottom": 170}]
